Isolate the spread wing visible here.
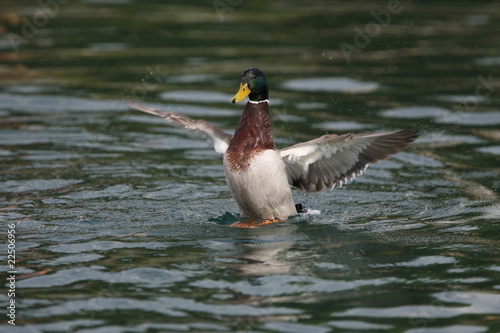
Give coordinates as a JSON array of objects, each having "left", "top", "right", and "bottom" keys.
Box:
[
  {"left": 280, "top": 125, "right": 421, "bottom": 192},
  {"left": 126, "top": 101, "right": 231, "bottom": 155}
]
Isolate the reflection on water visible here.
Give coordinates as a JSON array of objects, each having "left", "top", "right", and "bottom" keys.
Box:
[
  {"left": 221, "top": 224, "right": 300, "bottom": 276},
  {"left": 1, "top": 0, "right": 500, "bottom": 332}
]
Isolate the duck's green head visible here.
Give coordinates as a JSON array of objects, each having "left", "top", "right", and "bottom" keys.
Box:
[{"left": 231, "top": 68, "right": 269, "bottom": 104}]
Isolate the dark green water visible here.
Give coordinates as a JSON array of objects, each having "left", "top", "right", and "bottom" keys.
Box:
[{"left": 1, "top": 1, "right": 500, "bottom": 332}]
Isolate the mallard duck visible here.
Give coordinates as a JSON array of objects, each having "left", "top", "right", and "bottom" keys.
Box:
[{"left": 127, "top": 68, "right": 420, "bottom": 221}]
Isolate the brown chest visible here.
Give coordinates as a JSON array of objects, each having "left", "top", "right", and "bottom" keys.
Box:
[{"left": 225, "top": 101, "right": 276, "bottom": 172}]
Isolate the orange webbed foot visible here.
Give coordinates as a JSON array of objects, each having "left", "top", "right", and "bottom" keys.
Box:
[{"left": 231, "top": 218, "right": 282, "bottom": 229}]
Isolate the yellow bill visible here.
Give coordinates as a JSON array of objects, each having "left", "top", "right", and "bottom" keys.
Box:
[{"left": 231, "top": 83, "right": 250, "bottom": 104}]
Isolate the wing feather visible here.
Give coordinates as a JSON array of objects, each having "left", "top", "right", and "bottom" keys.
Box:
[
  {"left": 126, "top": 101, "right": 231, "bottom": 154},
  {"left": 280, "top": 125, "right": 421, "bottom": 192}
]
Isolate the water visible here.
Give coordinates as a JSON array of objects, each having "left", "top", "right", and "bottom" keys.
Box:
[{"left": 1, "top": 0, "right": 500, "bottom": 332}]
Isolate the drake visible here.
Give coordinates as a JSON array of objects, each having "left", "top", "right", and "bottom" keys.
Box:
[{"left": 127, "top": 68, "right": 420, "bottom": 221}]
